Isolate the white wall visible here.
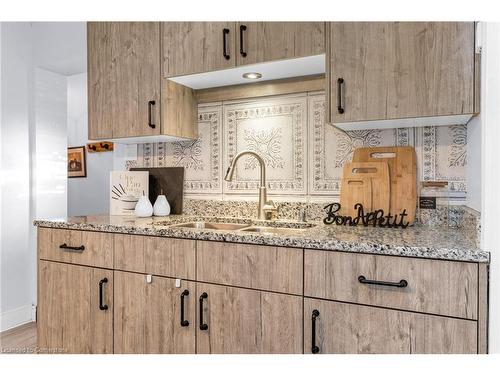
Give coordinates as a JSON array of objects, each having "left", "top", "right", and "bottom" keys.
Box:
[
  {"left": 0, "top": 22, "right": 36, "bottom": 330},
  {"left": 481, "top": 22, "right": 500, "bottom": 353},
  {"left": 1, "top": 23, "right": 70, "bottom": 331},
  {"left": 67, "top": 73, "right": 114, "bottom": 216},
  {"left": 35, "top": 68, "right": 67, "bottom": 220}
]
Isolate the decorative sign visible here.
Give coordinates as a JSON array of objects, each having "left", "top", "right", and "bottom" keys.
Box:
[
  {"left": 110, "top": 171, "right": 149, "bottom": 215},
  {"left": 419, "top": 196, "right": 436, "bottom": 209},
  {"left": 324, "top": 203, "right": 409, "bottom": 229}
]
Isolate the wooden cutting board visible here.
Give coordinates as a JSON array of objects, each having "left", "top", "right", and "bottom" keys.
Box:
[
  {"left": 352, "top": 146, "right": 417, "bottom": 225},
  {"left": 340, "top": 162, "right": 390, "bottom": 218}
]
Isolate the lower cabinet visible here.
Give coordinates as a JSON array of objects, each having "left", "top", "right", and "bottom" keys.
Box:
[
  {"left": 304, "top": 298, "right": 478, "bottom": 354},
  {"left": 114, "top": 271, "right": 196, "bottom": 353},
  {"left": 196, "top": 283, "right": 303, "bottom": 354},
  {"left": 37, "top": 260, "right": 113, "bottom": 354}
]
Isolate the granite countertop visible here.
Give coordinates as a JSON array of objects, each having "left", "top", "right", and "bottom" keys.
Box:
[{"left": 34, "top": 214, "right": 490, "bottom": 263}]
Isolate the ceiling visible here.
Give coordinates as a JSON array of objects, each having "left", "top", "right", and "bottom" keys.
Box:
[{"left": 31, "top": 22, "right": 87, "bottom": 76}]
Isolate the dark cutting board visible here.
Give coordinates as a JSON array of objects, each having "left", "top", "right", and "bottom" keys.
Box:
[{"left": 130, "top": 167, "right": 184, "bottom": 214}]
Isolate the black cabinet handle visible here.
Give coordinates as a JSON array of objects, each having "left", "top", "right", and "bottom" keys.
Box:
[
  {"left": 358, "top": 275, "right": 408, "bottom": 288},
  {"left": 59, "top": 243, "right": 85, "bottom": 252},
  {"left": 337, "top": 78, "right": 345, "bottom": 114},
  {"left": 148, "top": 100, "right": 156, "bottom": 129},
  {"left": 311, "top": 309, "right": 320, "bottom": 354},
  {"left": 99, "top": 278, "right": 109, "bottom": 311},
  {"left": 239, "top": 24, "right": 247, "bottom": 57},
  {"left": 180, "top": 289, "right": 190, "bottom": 327},
  {"left": 199, "top": 292, "right": 208, "bottom": 331},
  {"left": 222, "top": 28, "right": 230, "bottom": 60}
]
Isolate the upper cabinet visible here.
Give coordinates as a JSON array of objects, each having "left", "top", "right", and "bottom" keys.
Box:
[
  {"left": 161, "top": 22, "right": 326, "bottom": 78},
  {"left": 87, "top": 22, "right": 197, "bottom": 142},
  {"left": 236, "top": 22, "right": 325, "bottom": 66},
  {"left": 162, "top": 22, "right": 236, "bottom": 77},
  {"left": 328, "top": 22, "right": 477, "bottom": 129}
]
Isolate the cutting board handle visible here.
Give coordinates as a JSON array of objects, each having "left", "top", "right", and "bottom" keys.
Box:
[
  {"left": 352, "top": 167, "right": 378, "bottom": 174},
  {"left": 370, "top": 152, "right": 397, "bottom": 159}
]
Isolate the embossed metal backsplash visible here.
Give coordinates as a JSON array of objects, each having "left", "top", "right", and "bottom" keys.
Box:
[{"left": 128, "top": 92, "right": 467, "bottom": 202}]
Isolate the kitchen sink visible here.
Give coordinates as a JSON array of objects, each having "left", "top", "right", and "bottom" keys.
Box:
[
  {"left": 171, "top": 222, "right": 251, "bottom": 230},
  {"left": 240, "top": 226, "right": 309, "bottom": 235}
]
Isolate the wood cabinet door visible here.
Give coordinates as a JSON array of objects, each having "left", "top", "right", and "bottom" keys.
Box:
[
  {"left": 196, "top": 283, "right": 302, "bottom": 354},
  {"left": 236, "top": 22, "right": 325, "bottom": 66},
  {"left": 329, "top": 22, "right": 475, "bottom": 123},
  {"left": 37, "top": 261, "right": 113, "bottom": 353},
  {"left": 87, "top": 22, "right": 161, "bottom": 139},
  {"left": 114, "top": 271, "right": 196, "bottom": 353},
  {"left": 162, "top": 22, "right": 236, "bottom": 77},
  {"left": 304, "top": 298, "right": 477, "bottom": 354}
]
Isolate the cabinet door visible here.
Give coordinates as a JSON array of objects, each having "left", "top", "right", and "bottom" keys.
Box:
[
  {"left": 37, "top": 261, "right": 113, "bottom": 353},
  {"left": 88, "top": 22, "right": 161, "bottom": 139},
  {"left": 329, "top": 22, "right": 475, "bottom": 123},
  {"left": 162, "top": 22, "right": 236, "bottom": 77},
  {"left": 196, "top": 283, "right": 302, "bottom": 354},
  {"left": 236, "top": 22, "right": 325, "bottom": 66},
  {"left": 114, "top": 271, "right": 195, "bottom": 353},
  {"left": 304, "top": 298, "right": 477, "bottom": 354}
]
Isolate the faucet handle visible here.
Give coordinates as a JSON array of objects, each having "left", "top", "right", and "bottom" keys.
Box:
[{"left": 263, "top": 200, "right": 278, "bottom": 221}]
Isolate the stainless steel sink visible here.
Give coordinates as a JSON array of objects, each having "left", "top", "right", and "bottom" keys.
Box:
[
  {"left": 171, "top": 222, "right": 251, "bottom": 230},
  {"left": 240, "top": 226, "right": 309, "bottom": 235}
]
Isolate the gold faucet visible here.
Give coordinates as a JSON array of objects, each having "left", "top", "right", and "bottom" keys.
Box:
[{"left": 224, "top": 150, "right": 277, "bottom": 220}]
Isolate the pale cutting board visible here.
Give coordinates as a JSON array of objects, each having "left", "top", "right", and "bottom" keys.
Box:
[
  {"left": 340, "top": 162, "right": 390, "bottom": 218},
  {"left": 353, "top": 146, "right": 417, "bottom": 225},
  {"left": 340, "top": 174, "right": 373, "bottom": 218}
]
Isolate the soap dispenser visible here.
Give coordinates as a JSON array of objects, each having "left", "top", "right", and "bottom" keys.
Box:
[
  {"left": 134, "top": 192, "right": 153, "bottom": 217},
  {"left": 153, "top": 190, "right": 171, "bottom": 216}
]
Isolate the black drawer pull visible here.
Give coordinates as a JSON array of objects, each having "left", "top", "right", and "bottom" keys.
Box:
[
  {"left": 99, "top": 278, "right": 109, "bottom": 311},
  {"left": 239, "top": 24, "right": 247, "bottom": 57},
  {"left": 311, "top": 309, "right": 320, "bottom": 354},
  {"left": 59, "top": 243, "right": 85, "bottom": 252},
  {"left": 180, "top": 289, "right": 189, "bottom": 327},
  {"left": 222, "top": 28, "right": 230, "bottom": 60},
  {"left": 148, "top": 100, "right": 156, "bottom": 129},
  {"left": 358, "top": 275, "right": 408, "bottom": 288},
  {"left": 337, "top": 78, "right": 345, "bottom": 114},
  {"left": 199, "top": 292, "right": 208, "bottom": 331}
]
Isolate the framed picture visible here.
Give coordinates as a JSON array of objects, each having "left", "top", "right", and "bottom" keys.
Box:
[{"left": 68, "top": 146, "right": 87, "bottom": 178}]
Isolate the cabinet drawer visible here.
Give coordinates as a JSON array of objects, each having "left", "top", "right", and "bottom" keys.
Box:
[
  {"left": 114, "top": 234, "right": 195, "bottom": 279},
  {"left": 38, "top": 228, "right": 113, "bottom": 268},
  {"left": 304, "top": 298, "right": 477, "bottom": 354},
  {"left": 197, "top": 241, "right": 303, "bottom": 295},
  {"left": 304, "top": 251, "right": 478, "bottom": 319}
]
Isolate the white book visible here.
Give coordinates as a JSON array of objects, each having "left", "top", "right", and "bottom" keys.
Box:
[{"left": 110, "top": 171, "right": 149, "bottom": 215}]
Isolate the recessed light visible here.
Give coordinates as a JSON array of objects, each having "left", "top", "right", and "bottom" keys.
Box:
[{"left": 242, "top": 72, "right": 262, "bottom": 80}]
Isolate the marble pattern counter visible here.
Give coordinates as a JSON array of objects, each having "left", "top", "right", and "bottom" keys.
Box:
[{"left": 34, "top": 214, "right": 489, "bottom": 263}]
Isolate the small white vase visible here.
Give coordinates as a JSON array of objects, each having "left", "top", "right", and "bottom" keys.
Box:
[
  {"left": 134, "top": 195, "right": 153, "bottom": 217},
  {"left": 153, "top": 195, "right": 171, "bottom": 216}
]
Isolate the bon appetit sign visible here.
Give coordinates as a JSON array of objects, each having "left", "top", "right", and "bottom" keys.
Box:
[{"left": 324, "top": 203, "right": 409, "bottom": 229}]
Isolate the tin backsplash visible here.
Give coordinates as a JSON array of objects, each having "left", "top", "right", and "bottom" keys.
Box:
[{"left": 129, "top": 91, "right": 468, "bottom": 202}]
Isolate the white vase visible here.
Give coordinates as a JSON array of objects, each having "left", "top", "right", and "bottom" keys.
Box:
[
  {"left": 153, "top": 195, "right": 171, "bottom": 216},
  {"left": 134, "top": 195, "right": 153, "bottom": 217}
]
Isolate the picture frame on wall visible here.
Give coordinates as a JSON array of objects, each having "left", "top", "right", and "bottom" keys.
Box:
[{"left": 68, "top": 146, "right": 87, "bottom": 178}]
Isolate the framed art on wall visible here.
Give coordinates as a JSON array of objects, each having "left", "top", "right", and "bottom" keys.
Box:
[{"left": 68, "top": 146, "right": 87, "bottom": 178}]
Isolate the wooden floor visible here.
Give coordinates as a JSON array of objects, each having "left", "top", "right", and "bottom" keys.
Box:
[{"left": 0, "top": 322, "right": 37, "bottom": 354}]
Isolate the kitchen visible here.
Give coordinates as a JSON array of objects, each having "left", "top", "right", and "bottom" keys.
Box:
[{"left": 1, "top": 0, "right": 500, "bottom": 372}]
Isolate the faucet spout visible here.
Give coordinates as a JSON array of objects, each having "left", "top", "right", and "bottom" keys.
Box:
[
  {"left": 225, "top": 151, "right": 266, "bottom": 187},
  {"left": 225, "top": 150, "right": 274, "bottom": 220}
]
